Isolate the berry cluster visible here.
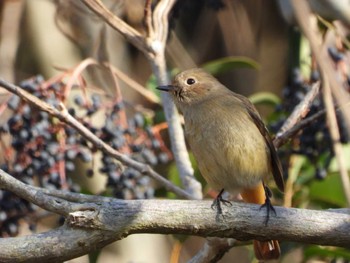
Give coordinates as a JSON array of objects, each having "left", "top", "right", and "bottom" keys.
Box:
[
  {"left": 271, "top": 61, "right": 349, "bottom": 180},
  {"left": 0, "top": 75, "right": 171, "bottom": 236},
  {"left": 95, "top": 101, "right": 171, "bottom": 199}
]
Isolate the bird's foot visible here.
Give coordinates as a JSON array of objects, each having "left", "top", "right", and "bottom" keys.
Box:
[
  {"left": 259, "top": 184, "right": 277, "bottom": 226},
  {"left": 211, "top": 189, "right": 232, "bottom": 215}
]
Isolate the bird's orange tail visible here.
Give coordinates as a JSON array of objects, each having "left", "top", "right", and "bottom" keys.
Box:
[{"left": 241, "top": 183, "right": 280, "bottom": 260}]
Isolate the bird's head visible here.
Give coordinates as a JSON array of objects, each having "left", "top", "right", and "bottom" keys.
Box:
[{"left": 157, "top": 68, "right": 223, "bottom": 108}]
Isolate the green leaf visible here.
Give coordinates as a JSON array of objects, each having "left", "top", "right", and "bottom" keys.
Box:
[
  {"left": 167, "top": 161, "right": 182, "bottom": 199},
  {"left": 145, "top": 69, "right": 180, "bottom": 98},
  {"left": 304, "top": 245, "right": 350, "bottom": 260},
  {"left": 289, "top": 155, "right": 309, "bottom": 185},
  {"left": 299, "top": 36, "right": 312, "bottom": 79},
  {"left": 166, "top": 153, "right": 204, "bottom": 199},
  {"left": 328, "top": 144, "right": 350, "bottom": 172},
  {"left": 145, "top": 74, "right": 159, "bottom": 96},
  {"left": 202, "top": 56, "right": 259, "bottom": 76},
  {"left": 309, "top": 173, "right": 347, "bottom": 207},
  {"left": 249, "top": 92, "right": 281, "bottom": 107}
]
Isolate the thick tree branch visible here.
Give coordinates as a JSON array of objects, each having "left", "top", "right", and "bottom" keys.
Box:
[
  {"left": 0, "top": 227, "right": 115, "bottom": 263},
  {"left": 0, "top": 169, "right": 99, "bottom": 216},
  {"left": 0, "top": 172, "right": 349, "bottom": 263}
]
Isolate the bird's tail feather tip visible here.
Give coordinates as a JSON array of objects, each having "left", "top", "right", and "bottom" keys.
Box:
[{"left": 253, "top": 240, "right": 280, "bottom": 261}]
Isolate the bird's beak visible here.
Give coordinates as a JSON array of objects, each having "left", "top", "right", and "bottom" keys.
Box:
[{"left": 156, "top": 85, "right": 174, "bottom": 92}]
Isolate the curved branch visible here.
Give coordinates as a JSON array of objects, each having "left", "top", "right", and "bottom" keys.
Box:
[
  {"left": 188, "top": 238, "right": 237, "bottom": 263},
  {"left": 0, "top": 169, "right": 99, "bottom": 216},
  {"left": 80, "top": 0, "right": 152, "bottom": 55}
]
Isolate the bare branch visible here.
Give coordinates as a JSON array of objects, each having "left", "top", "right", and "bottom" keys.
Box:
[
  {"left": 0, "top": 169, "right": 100, "bottom": 216},
  {"left": 144, "top": 0, "right": 154, "bottom": 39},
  {"left": 274, "top": 111, "right": 324, "bottom": 149},
  {"left": 188, "top": 238, "right": 237, "bottom": 263},
  {"left": 104, "top": 62, "right": 161, "bottom": 105},
  {"left": 152, "top": 0, "right": 177, "bottom": 46},
  {"left": 0, "top": 169, "right": 72, "bottom": 216},
  {"left": 274, "top": 81, "right": 320, "bottom": 147},
  {"left": 322, "top": 77, "right": 350, "bottom": 204},
  {"left": 80, "top": 0, "right": 152, "bottom": 55},
  {"left": 0, "top": 226, "right": 115, "bottom": 263}
]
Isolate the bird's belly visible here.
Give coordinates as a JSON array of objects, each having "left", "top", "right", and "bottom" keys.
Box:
[
  {"left": 188, "top": 120, "right": 270, "bottom": 194},
  {"left": 193, "top": 146, "right": 267, "bottom": 194}
]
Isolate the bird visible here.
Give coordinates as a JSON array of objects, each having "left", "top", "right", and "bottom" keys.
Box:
[{"left": 157, "top": 68, "right": 284, "bottom": 260}]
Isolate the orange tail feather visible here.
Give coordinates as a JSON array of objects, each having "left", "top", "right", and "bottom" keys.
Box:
[{"left": 241, "top": 183, "right": 281, "bottom": 260}]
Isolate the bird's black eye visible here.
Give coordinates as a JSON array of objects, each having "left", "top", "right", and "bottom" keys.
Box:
[{"left": 186, "top": 78, "right": 196, "bottom": 85}]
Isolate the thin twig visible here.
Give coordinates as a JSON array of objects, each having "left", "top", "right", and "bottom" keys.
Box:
[
  {"left": 80, "top": 0, "right": 153, "bottom": 56},
  {"left": 275, "top": 81, "right": 320, "bottom": 142},
  {"left": 152, "top": 0, "right": 175, "bottom": 48},
  {"left": 274, "top": 109, "right": 325, "bottom": 148},
  {"left": 144, "top": 0, "right": 154, "bottom": 39},
  {"left": 322, "top": 75, "right": 350, "bottom": 205},
  {"left": 105, "top": 62, "right": 160, "bottom": 104},
  {"left": 274, "top": 99, "right": 350, "bottom": 149},
  {"left": 188, "top": 238, "right": 236, "bottom": 263}
]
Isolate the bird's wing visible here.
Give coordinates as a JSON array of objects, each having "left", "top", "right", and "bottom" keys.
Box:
[{"left": 235, "top": 93, "right": 285, "bottom": 192}]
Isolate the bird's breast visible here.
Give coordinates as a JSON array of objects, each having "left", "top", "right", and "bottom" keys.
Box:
[{"left": 183, "top": 104, "right": 270, "bottom": 194}]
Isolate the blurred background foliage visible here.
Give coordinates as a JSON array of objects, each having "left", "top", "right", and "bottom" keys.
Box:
[{"left": 0, "top": 0, "right": 350, "bottom": 262}]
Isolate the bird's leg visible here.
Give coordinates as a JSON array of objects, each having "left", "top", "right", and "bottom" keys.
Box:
[
  {"left": 211, "top": 188, "right": 232, "bottom": 215},
  {"left": 259, "top": 182, "right": 277, "bottom": 226}
]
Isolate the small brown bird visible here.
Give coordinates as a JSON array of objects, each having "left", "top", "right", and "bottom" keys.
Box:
[{"left": 157, "top": 68, "right": 284, "bottom": 260}]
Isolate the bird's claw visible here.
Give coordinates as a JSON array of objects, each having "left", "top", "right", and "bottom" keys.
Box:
[
  {"left": 260, "top": 184, "right": 277, "bottom": 226},
  {"left": 211, "top": 189, "right": 232, "bottom": 215}
]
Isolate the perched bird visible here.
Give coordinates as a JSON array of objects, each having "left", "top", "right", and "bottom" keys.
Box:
[{"left": 157, "top": 68, "right": 284, "bottom": 260}]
